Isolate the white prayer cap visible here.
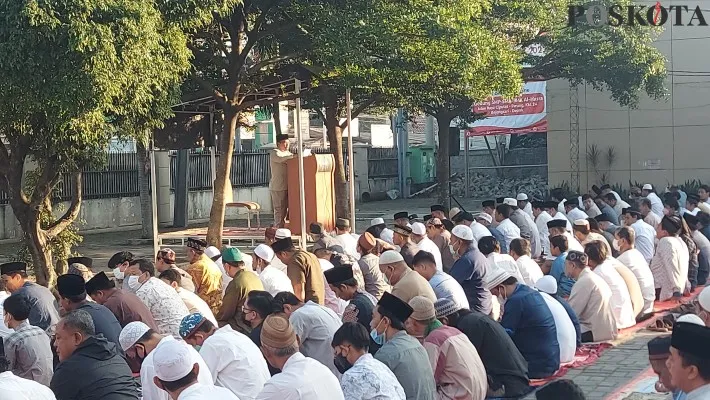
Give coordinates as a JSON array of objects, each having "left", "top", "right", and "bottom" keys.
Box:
[
  {"left": 379, "top": 250, "right": 404, "bottom": 265},
  {"left": 370, "top": 218, "right": 385, "bottom": 227},
  {"left": 573, "top": 219, "right": 589, "bottom": 227},
  {"left": 475, "top": 213, "right": 492, "bottom": 224},
  {"left": 451, "top": 225, "right": 474, "bottom": 241},
  {"left": 119, "top": 322, "right": 151, "bottom": 351},
  {"left": 676, "top": 314, "right": 705, "bottom": 326},
  {"left": 242, "top": 253, "right": 253, "bottom": 270},
  {"left": 153, "top": 340, "right": 195, "bottom": 382},
  {"left": 411, "top": 222, "right": 426, "bottom": 236},
  {"left": 254, "top": 244, "right": 274, "bottom": 263},
  {"left": 275, "top": 229, "right": 291, "bottom": 240},
  {"left": 449, "top": 208, "right": 461, "bottom": 220},
  {"left": 516, "top": 193, "right": 529, "bottom": 201},
  {"left": 204, "top": 246, "right": 221, "bottom": 260},
  {"left": 699, "top": 286, "right": 710, "bottom": 312},
  {"left": 503, "top": 198, "right": 517, "bottom": 206},
  {"left": 484, "top": 267, "right": 512, "bottom": 290},
  {"left": 642, "top": 184, "right": 653, "bottom": 191},
  {"left": 535, "top": 275, "right": 558, "bottom": 295}
]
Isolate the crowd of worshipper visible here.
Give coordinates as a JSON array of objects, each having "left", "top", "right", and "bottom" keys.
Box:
[{"left": 3, "top": 183, "right": 710, "bottom": 399}]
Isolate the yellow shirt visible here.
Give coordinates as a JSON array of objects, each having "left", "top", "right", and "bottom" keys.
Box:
[{"left": 187, "top": 253, "right": 223, "bottom": 315}]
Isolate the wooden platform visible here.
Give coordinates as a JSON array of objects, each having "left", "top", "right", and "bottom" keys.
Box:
[{"left": 158, "top": 227, "right": 299, "bottom": 248}]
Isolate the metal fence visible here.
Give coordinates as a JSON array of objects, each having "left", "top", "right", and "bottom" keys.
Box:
[
  {"left": 368, "top": 147, "right": 398, "bottom": 178},
  {"left": 168, "top": 151, "right": 273, "bottom": 191}
]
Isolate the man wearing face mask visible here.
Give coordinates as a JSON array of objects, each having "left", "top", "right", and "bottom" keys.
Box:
[
  {"left": 371, "top": 292, "right": 436, "bottom": 400},
  {"left": 108, "top": 251, "right": 134, "bottom": 289},
  {"left": 118, "top": 321, "right": 213, "bottom": 400},
  {"left": 484, "top": 267, "right": 560, "bottom": 379},
  {"left": 379, "top": 251, "right": 436, "bottom": 304},
  {"left": 331, "top": 322, "right": 406, "bottom": 400},
  {"left": 178, "top": 313, "right": 270, "bottom": 400},
  {"left": 252, "top": 244, "right": 294, "bottom": 296},
  {"left": 124, "top": 259, "right": 189, "bottom": 338},
  {"left": 448, "top": 225, "right": 492, "bottom": 316}
]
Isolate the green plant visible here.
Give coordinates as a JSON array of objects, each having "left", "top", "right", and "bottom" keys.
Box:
[
  {"left": 586, "top": 144, "right": 618, "bottom": 186},
  {"left": 678, "top": 179, "right": 702, "bottom": 196}
]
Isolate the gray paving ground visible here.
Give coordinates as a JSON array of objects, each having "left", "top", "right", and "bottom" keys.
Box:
[{"left": 0, "top": 197, "right": 671, "bottom": 399}]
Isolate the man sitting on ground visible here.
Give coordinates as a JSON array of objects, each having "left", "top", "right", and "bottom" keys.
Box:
[{"left": 667, "top": 322, "right": 710, "bottom": 398}]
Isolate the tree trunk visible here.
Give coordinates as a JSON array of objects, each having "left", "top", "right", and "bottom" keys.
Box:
[
  {"left": 206, "top": 106, "right": 238, "bottom": 246},
  {"left": 21, "top": 212, "right": 54, "bottom": 286},
  {"left": 273, "top": 102, "right": 282, "bottom": 136},
  {"left": 324, "top": 102, "right": 349, "bottom": 219},
  {"left": 435, "top": 112, "right": 455, "bottom": 209},
  {"left": 136, "top": 142, "right": 153, "bottom": 239}
]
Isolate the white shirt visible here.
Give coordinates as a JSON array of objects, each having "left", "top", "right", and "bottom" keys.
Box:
[
  {"left": 536, "top": 211, "right": 553, "bottom": 257},
  {"left": 523, "top": 202, "right": 534, "bottom": 220},
  {"left": 516, "top": 255, "right": 544, "bottom": 287},
  {"left": 417, "top": 237, "right": 443, "bottom": 271},
  {"left": 617, "top": 249, "right": 655, "bottom": 314},
  {"left": 177, "top": 288, "right": 218, "bottom": 326},
  {"left": 630, "top": 219, "right": 657, "bottom": 263},
  {"left": 487, "top": 253, "right": 525, "bottom": 285},
  {"left": 428, "top": 271, "right": 470, "bottom": 310},
  {"left": 289, "top": 301, "right": 343, "bottom": 377},
  {"left": 644, "top": 211, "right": 662, "bottom": 230},
  {"left": 0, "top": 291, "right": 13, "bottom": 337},
  {"left": 270, "top": 257, "right": 289, "bottom": 274},
  {"left": 686, "top": 208, "right": 700, "bottom": 216},
  {"left": 592, "top": 260, "right": 637, "bottom": 329},
  {"left": 566, "top": 207, "right": 588, "bottom": 224},
  {"left": 256, "top": 352, "right": 344, "bottom": 400},
  {"left": 336, "top": 234, "right": 361, "bottom": 261},
  {"left": 496, "top": 218, "right": 521, "bottom": 251},
  {"left": 539, "top": 293, "right": 577, "bottom": 364},
  {"left": 258, "top": 265, "right": 294, "bottom": 296},
  {"left": 558, "top": 200, "right": 567, "bottom": 216},
  {"left": 340, "top": 354, "right": 406, "bottom": 400},
  {"left": 136, "top": 278, "right": 190, "bottom": 337},
  {"left": 646, "top": 192, "right": 664, "bottom": 217},
  {"left": 612, "top": 194, "right": 631, "bottom": 217},
  {"left": 200, "top": 325, "right": 270, "bottom": 400},
  {"left": 469, "top": 221, "right": 493, "bottom": 245},
  {"left": 178, "top": 383, "right": 240, "bottom": 400},
  {"left": 0, "top": 371, "right": 55, "bottom": 400},
  {"left": 318, "top": 259, "right": 349, "bottom": 317},
  {"left": 142, "top": 336, "right": 214, "bottom": 400}
]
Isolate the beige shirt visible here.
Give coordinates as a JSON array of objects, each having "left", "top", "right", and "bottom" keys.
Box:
[
  {"left": 611, "top": 259, "right": 644, "bottom": 317},
  {"left": 567, "top": 268, "right": 618, "bottom": 342},
  {"left": 269, "top": 149, "right": 294, "bottom": 191},
  {"left": 391, "top": 268, "right": 437, "bottom": 304}
]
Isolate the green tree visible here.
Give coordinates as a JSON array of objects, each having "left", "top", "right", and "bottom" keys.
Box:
[{"left": 0, "top": 0, "right": 197, "bottom": 286}]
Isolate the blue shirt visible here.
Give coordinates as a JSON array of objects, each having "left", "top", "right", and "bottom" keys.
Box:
[
  {"left": 488, "top": 227, "right": 508, "bottom": 254},
  {"left": 449, "top": 244, "right": 492, "bottom": 315},
  {"left": 16, "top": 282, "right": 60, "bottom": 335},
  {"left": 552, "top": 294, "right": 582, "bottom": 347},
  {"left": 500, "top": 284, "right": 560, "bottom": 379},
  {"left": 600, "top": 204, "right": 619, "bottom": 225},
  {"left": 550, "top": 252, "right": 575, "bottom": 297}
]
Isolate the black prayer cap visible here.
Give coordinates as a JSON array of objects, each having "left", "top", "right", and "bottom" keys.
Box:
[
  {"left": 460, "top": 212, "right": 474, "bottom": 222},
  {"left": 272, "top": 237, "right": 294, "bottom": 253},
  {"left": 442, "top": 219, "right": 455, "bottom": 232},
  {"left": 532, "top": 201, "right": 544, "bottom": 209},
  {"left": 482, "top": 200, "right": 495, "bottom": 208},
  {"left": 672, "top": 322, "right": 710, "bottom": 359},
  {"left": 276, "top": 134, "right": 289, "bottom": 142},
  {"left": 57, "top": 273, "right": 86, "bottom": 297},
  {"left": 684, "top": 213, "right": 699, "bottom": 226},
  {"left": 394, "top": 212, "right": 409, "bottom": 220},
  {"left": 67, "top": 256, "right": 93, "bottom": 268},
  {"left": 422, "top": 214, "right": 432, "bottom": 222},
  {"left": 377, "top": 292, "right": 414, "bottom": 323},
  {"left": 186, "top": 237, "right": 207, "bottom": 251},
  {"left": 408, "top": 214, "right": 419, "bottom": 222},
  {"left": 430, "top": 204, "right": 447, "bottom": 213},
  {"left": 647, "top": 335, "right": 672, "bottom": 359},
  {"left": 622, "top": 207, "right": 642, "bottom": 217},
  {"left": 495, "top": 197, "right": 505, "bottom": 204},
  {"left": 324, "top": 266, "right": 354, "bottom": 285},
  {"left": 0, "top": 262, "right": 26, "bottom": 276},
  {"left": 595, "top": 214, "right": 613, "bottom": 223},
  {"left": 548, "top": 219, "right": 568, "bottom": 229},
  {"left": 309, "top": 222, "right": 324, "bottom": 235},
  {"left": 688, "top": 194, "right": 701, "bottom": 203},
  {"left": 544, "top": 201, "right": 559, "bottom": 209},
  {"left": 451, "top": 211, "right": 465, "bottom": 223},
  {"left": 85, "top": 272, "right": 114, "bottom": 294},
  {"left": 564, "top": 198, "right": 579, "bottom": 207}
]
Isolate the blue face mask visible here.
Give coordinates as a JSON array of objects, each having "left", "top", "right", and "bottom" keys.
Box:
[{"left": 370, "top": 319, "right": 385, "bottom": 346}]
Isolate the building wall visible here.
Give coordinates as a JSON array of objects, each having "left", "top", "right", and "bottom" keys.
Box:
[{"left": 547, "top": 14, "right": 710, "bottom": 191}]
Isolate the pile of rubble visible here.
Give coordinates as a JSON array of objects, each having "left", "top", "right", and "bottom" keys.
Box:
[{"left": 450, "top": 172, "right": 549, "bottom": 199}]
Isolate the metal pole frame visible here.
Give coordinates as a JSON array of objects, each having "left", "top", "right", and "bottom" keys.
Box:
[
  {"left": 570, "top": 85, "right": 580, "bottom": 192},
  {"left": 149, "top": 134, "right": 160, "bottom": 257},
  {"left": 345, "top": 89, "right": 356, "bottom": 231},
  {"left": 295, "top": 80, "right": 307, "bottom": 249}
]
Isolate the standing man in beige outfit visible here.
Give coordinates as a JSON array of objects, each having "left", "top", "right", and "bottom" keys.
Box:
[{"left": 269, "top": 134, "right": 312, "bottom": 227}]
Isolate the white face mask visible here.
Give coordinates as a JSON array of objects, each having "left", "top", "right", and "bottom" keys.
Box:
[
  {"left": 113, "top": 267, "right": 124, "bottom": 280},
  {"left": 612, "top": 239, "right": 621, "bottom": 251},
  {"left": 127, "top": 275, "right": 142, "bottom": 291}
]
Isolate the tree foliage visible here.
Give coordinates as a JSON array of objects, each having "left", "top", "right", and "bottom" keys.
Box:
[{"left": 0, "top": 0, "right": 200, "bottom": 285}]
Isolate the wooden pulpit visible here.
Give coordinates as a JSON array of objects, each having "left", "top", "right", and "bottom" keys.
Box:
[{"left": 287, "top": 153, "right": 336, "bottom": 235}]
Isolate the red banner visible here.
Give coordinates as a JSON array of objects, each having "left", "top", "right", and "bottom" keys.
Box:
[{"left": 466, "top": 81, "right": 547, "bottom": 137}]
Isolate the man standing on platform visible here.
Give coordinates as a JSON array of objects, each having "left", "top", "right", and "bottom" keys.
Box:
[{"left": 269, "top": 134, "right": 312, "bottom": 227}]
